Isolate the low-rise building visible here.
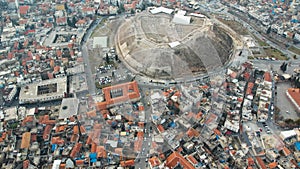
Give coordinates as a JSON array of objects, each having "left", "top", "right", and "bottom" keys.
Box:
[{"left": 19, "top": 77, "right": 67, "bottom": 104}]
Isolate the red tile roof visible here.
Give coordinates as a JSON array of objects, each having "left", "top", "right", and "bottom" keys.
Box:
[
  {"left": 43, "top": 125, "right": 52, "bottom": 140},
  {"left": 187, "top": 155, "right": 198, "bottom": 165},
  {"left": 97, "top": 146, "right": 107, "bottom": 158},
  {"left": 23, "top": 160, "right": 29, "bottom": 169},
  {"left": 21, "top": 132, "right": 31, "bottom": 149},
  {"left": 186, "top": 128, "right": 199, "bottom": 138},
  {"left": 287, "top": 88, "right": 300, "bottom": 109},
  {"left": 56, "top": 125, "right": 66, "bottom": 133},
  {"left": 51, "top": 136, "right": 65, "bottom": 145},
  {"left": 282, "top": 146, "right": 291, "bottom": 156},
  {"left": 149, "top": 156, "right": 161, "bottom": 167},
  {"left": 56, "top": 17, "right": 67, "bottom": 24},
  {"left": 70, "top": 143, "right": 82, "bottom": 158},
  {"left": 19, "top": 5, "right": 30, "bottom": 15},
  {"left": 264, "top": 72, "right": 271, "bottom": 82},
  {"left": 268, "top": 162, "right": 277, "bottom": 169},
  {"left": 91, "top": 142, "right": 97, "bottom": 152},
  {"left": 22, "top": 116, "right": 34, "bottom": 126},
  {"left": 76, "top": 160, "right": 84, "bottom": 166},
  {"left": 246, "top": 82, "right": 254, "bottom": 95},
  {"left": 120, "top": 160, "right": 135, "bottom": 167},
  {"left": 247, "top": 157, "right": 254, "bottom": 166},
  {"left": 157, "top": 125, "right": 165, "bottom": 133},
  {"left": 255, "top": 157, "right": 267, "bottom": 169},
  {"left": 96, "top": 81, "right": 140, "bottom": 110},
  {"left": 166, "top": 152, "right": 195, "bottom": 169},
  {"left": 134, "top": 140, "right": 143, "bottom": 152},
  {"left": 137, "top": 131, "right": 144, "bottom": 139},
  {"left": 73, "top": 126, "right": 79, "bottom": 135}
]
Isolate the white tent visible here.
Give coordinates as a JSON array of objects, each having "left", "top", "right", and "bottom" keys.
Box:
[
  {"left": 150, "top": 7, "right": 174, "bottom": 15},
  {"left": 168, "top": 41, "right": 180, "bottom": 48},
  {"left": 279, "top": 130, "right": 297, "bottom": 140},
  {"left": 172, "top": 14, "right": 191, "bottom": 25}
]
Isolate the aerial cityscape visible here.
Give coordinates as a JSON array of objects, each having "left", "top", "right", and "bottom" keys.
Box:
[{"left": 0, "top": 0, "right": 300, "bottom": 168}]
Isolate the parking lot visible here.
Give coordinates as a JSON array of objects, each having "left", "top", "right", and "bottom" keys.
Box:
[{"left": 93, "top": 48, "right": 135, "bottom": 92}]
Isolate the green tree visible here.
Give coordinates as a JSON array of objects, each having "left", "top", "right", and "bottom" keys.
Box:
[
  {"left": 131, "top": 8, "right": 135, "bottom": 14},
  {"left": 284, "top": 118, "right": 294, "bottom": 124}
]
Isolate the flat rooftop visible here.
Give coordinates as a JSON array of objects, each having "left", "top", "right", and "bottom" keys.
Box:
[
  {"left": 19, "top": 77, "right": 67, "bottom": 103},
  {"left": 93, "top": 36, "right": 108, "bottom": 48},
  {"left": 59, "top": 98, "right": 79, "bottom": 119}
]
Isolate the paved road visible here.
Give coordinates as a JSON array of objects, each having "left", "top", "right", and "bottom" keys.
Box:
[
  {"left": 80, "top": 18, "right": 103, "bottom": 95},
  {"left": 135, "top": 88, "right": 153, "bottom": 169},
  {"left": 82, "top": 44, "right": 96, "bottom": 95},
  {"left": 225, "top": 8, "right": 298, "bottom": 58}
]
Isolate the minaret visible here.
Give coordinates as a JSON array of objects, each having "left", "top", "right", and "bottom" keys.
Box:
[{"left": 15, "top": 0, "right": 20, "bottom": 18}]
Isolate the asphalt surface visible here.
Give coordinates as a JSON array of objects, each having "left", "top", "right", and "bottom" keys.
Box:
[
  {"left": 82, "top": 44, "right": 96, "bottom": 95},
  {"left": 80, "top": 18, "right": 103, "bottom": 95}
]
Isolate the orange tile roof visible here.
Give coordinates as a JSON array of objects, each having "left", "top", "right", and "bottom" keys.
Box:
[
  {"left": 97, "top": 146, "right": 107, "bottom": 158},
  {"left": 70, "top": 134, "right": 78, "bottom": 142},
  {"left": 76, "top": 160, "right": 84, "bottom": 166},
  {"left": 115, "top": 148, "right": 122, "bottom": 155},
  {"left": 213, "top": 128, "right": 221, "bottom": 136},
  {"left": 43, "top": 125, "right": 52, "bottom": 140},
  {"left": 247, "top": 157, "right": 254, "bottom": 166},
  {"left": 230, "top": 72, "right": 237, "bottom": 78},
  {"left": 0, "top": 132, "right": 6, "bottom": 142},
  {"left": 138, "top": 122, "right": 145, "bottom": 127},
  {"left": 120, "top": 160, "right": 135, "bottom": 167},
  {"left": 159, "top": 153, "right": 165, "bottom": 160},
  {"left": 268, "top": 162, "right": 277, "bottom": 169},
  {"left": 264, "top": 72, "right": 271, "bottom": 82},
  {"left": 19, "top": 6, "right": 29, "bottom": 15},
  {"left": 70, "top": 143, "right": 82, "bottom": 158},
  {"left": 195, "top": 111, "right": 203, "bottom": 119},
  {"left": 177, "top": 147, "right": 183, "bottom": 153},
  {"left": 56, "top": 17, "right": 67, "bottom": 24},
  {"left": 149, "top": 156, "right": 161, "bottom": 167},
  {"left": 23, "top": 160, "right": 29, "bottom": 169},
  {"left": 22, "top": 116, "right": 34, "bottom": 126},
  {"left": 138, "top": 105, "right": 144, "bottom": 111},
  {"left": 31, "top": 133, "right": 37, "bottom": 142},
  {"left": 166, "top": 152, "right": 195, "bottom": 169},
  {"left": 287, "top": 88, "right": 300, "bottom": 108},
  {"left": 80, "top": 126, "right": 86, "bottom": 134},
  {"left": 96, "top": 81, "right": 140, "bottom": 110},
  {"left": 53, "top": 66, "right": 60, "bottom": 73},
  {"left": 60, "top": 163, "right": 66, "bottom": 169},
  {"left": 76, "top": 19, "right": 86, "bottom": 25},
  {"left": 205, "top": 113, "right": 217, "bottom": 125},
  {"left": 73, "top": 126, "right": 79, "bottom": 135},
  {"left": 51, "top": 136, "right": 65, "bottom": 145},
  {"left": 186, "top": 128, "right": 199, "bottom": 138},
  {"left": 187, "top": 155, "right": 198, "bottom": 165},
  {"left": 137, "top": 131, "right": 144, "bottom": 139},
  {"left": 246, "top": 82, "right": 254, "bottom": 95},
  {"left": 134, "top": 140, "right": 143, "bottom": 152},
  {"left": 56, "top": 125, "right": 66, "bottom": 133},
  {"left": 255, "top": 157, "right": 267, "bottom": 169},
  {"left": 157, "top": 125, "right": 165, "bottom": 133},
  {"left": 21, "top": 132, "right": 31, "bottom": 149},
  {"left": 282, "top": 146, "right": 291, "bottom": 156},
  {"left": 91, "top": 142, "right": 97, "bottom": 152}
]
